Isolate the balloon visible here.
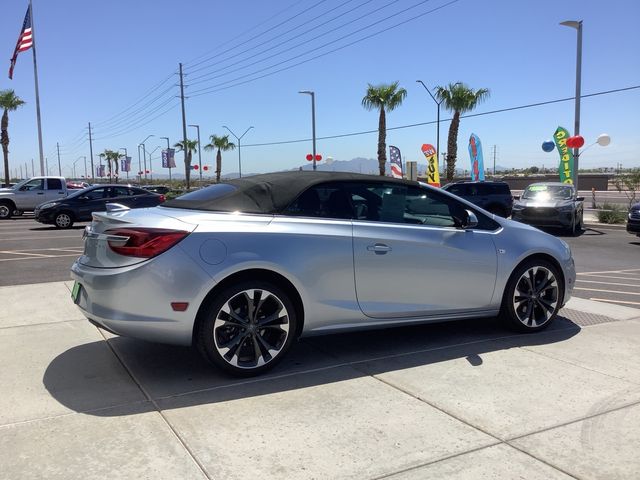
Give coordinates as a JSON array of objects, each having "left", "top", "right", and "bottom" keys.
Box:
[
  {"left": 193, "top": 164, "right": 199, "bottom": 170},
  {"left": 572, "top": 135, "right": 585, "bottom": 148},
  {"left": 542, "top": 141, "right": 555, "bottom": 152},
  {"left": 597, "top": 133, "right": 611, "bottom": 146},
  {"left": 305, "top": 154, "right": 313, "bottom": 161},
  {"left": 566, "top": 136, "right": 576, "bottom": 148},
  {"left": 314, "top": 154, "right": 322, "bottom": 161}
]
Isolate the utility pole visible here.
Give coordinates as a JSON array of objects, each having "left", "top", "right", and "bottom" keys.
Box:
[
  {"left": 88, "top": 122, "right": 95, "bottom": 182},
  {"left": 492, "top": 145, "right": 497, "bottom": 176},
  {"left": 179, "top": 63, "right": 189, "bottom": 188},
  {"left": 56, "top": 142, "right": 61, "bottom": 176}
]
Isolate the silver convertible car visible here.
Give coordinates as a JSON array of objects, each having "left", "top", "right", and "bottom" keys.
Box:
[{"left": 71, "top": 172, "right": 575, "bottom": 376}]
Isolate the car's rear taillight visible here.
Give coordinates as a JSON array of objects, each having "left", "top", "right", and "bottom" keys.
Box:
[
  {"left": 159, "top": 194, "right": 166, "bottom": 202},
  {"left": 105, "top": 228, "right": 189, "bottom": 258}
]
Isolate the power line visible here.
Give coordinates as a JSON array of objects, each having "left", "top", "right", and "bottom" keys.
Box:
[
  {"left": 92, "top": 101, "right": 180, "bottom": 142},
  {"left": 185, "top": 0, "right": 330, "bottom": 71},
  {"left": 189, "top": 0, "right": 456, "bottom": 97},
  {"left": 187, "top": 0, "right": 372, "bottom": 80},
  {"left": 241, "top": 85, "right": 640, "bottom": 147}
]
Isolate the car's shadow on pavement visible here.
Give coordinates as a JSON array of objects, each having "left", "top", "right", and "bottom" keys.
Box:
[
  {"left": 43, "top": 316, "right": 581, "bottom": 416},
  {"left": 29, "top": 225, "right": 87, "bottom": 231}
]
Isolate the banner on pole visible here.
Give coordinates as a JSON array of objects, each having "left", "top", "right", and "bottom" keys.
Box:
[
  {"left": 553, "top": 126, "right": 574, "bottom": 184},
  {"left": 96, "top": 165, "right": 105, "bottom": 177},
  {"left": 162, "top": 148, "right": 176, "bottom": 168},
  {"left": 389, "top": 145, "right": 403, "bottom": 178},
  {"left": 421, "top": 144, "right": 440, "bottom": 187},
  {"left": 468, "top": 134, "right": 485, "bottom": 181},
  {"left": 120, "top": 156, "right": 131, "bottom": 172}
]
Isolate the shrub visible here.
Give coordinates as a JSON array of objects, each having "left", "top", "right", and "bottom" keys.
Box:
[{"left": 596, "top": 203, "right": 627, "bottom": 224}]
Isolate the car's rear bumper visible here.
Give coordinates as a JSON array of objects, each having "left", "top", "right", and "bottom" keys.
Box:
[{"left": 70, "top": 246, "right": 215, "bottom": 346}]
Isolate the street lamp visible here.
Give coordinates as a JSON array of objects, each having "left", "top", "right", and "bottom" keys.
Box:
[
  {"left": 139, "top": 134, "right": 154, "bottom": 180},
  {"left": 160, "top": 137, "right": 172, "bottom": 181},
  {"left": 188, "top": 125, "right": 202, "bottom": 182},
  {"left": 119, "top": 148, "right": 128, "bottom": 180},
  {"left": 560, "top": 20, "right": 583, "bottom": 190},
  {"left": 299, "top": 90, "right": 317, "bottom": 171},
  {"left": 223, "top": 125, "right": 253, "bottom": 178},
  {"left": 147, "top": 146, "right": 161, "bottom": 181},
  {"left": 72, "top": 156, "right": 83, "bottom": 179}
]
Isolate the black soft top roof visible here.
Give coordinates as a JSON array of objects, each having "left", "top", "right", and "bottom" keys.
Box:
[{"left": 163, "top": 171, "right": 419, "bottom": 214}]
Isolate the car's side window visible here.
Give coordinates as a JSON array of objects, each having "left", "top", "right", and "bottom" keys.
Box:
[
  {"left": 111, "top": 187, "right": 131, "bottom": 197},
  {"left": 375, "top": 184, "right": 462, "bottom": 227},
  {"left": 284, "top": 183, "right": 354, "bottom": 219},
  {"left": 19, "top": 179, "right": 44, "bottom": 191},
  {"left": 47, "top": 178, "right": 63, "bottom": 190},
  {"left": 84, "top": 188, "right": 107, "bottom": 200}
]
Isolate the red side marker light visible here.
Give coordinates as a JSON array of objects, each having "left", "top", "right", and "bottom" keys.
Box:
[{"left": 171, "top": 302, "right": 189, "bottom": 312}]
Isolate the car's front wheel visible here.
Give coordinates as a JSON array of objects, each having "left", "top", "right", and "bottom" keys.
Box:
[
  {"left": 54, "top": 212, "right": 74, "bottom": 229},
  {"left": 196, "top": 281, "right": 297, "bottom": 376},
  {"left": 500, "top": 259, "right": 563, "bottom": 332}
]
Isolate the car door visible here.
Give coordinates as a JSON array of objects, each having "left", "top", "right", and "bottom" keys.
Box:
[
  {"left": 351, "top": 182, "right": 498, "bottom": 318},
  {"left": 76, "top": 187, "right": 110, "bottom": 220},
  {"left": 109, "top": 186, "right": 136, "bottom": 207},
  {"left": 45, "top": 178, "right": 66, "bottom": 202},
  {"left": 17, "top": 178, "right": 46, "bottom": 209}
]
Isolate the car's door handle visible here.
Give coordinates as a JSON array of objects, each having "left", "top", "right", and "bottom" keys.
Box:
[
  {"left": 37, "top": 192, "right": 44, "bottom": 195},
  {"left": 367, "top": 243, "right": 392, "bottom": 254}
]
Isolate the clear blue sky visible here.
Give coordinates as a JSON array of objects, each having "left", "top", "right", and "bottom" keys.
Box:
[{"left": 1, "top": 0, "right": 639, "bottom": 178}]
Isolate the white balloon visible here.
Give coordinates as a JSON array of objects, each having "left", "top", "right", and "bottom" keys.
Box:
[{"left": 597, "top": 133, "right": 611, "bottom": 146}]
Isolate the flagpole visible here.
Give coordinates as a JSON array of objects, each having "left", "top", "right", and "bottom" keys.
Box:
[{"left": 29, "top": 0, "right": 45, "bottom": 175}]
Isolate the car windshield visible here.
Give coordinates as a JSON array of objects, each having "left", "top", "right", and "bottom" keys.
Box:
[{"left": 522, "top": 185, "right": 573, "bottom": 200}]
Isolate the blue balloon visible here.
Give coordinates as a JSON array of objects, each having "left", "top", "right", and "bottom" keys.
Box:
[{"left": 542, "top": 141, "right": 555, "bottom": 152}]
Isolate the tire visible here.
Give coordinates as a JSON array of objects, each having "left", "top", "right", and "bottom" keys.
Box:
[
  {"left": 196, "top": 280, "right": 298, "bottom": 376},
  {"left": 54, "top": 212, "right": 74, "bottom": 229},
  {"left": 0, "top": 201, "right": 13, "bottom": 220},
  {"left": 499, "top": 259, "right": 563, "bottom": 333}
]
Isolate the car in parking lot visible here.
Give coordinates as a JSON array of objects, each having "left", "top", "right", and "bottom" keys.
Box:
[
  {"left": 511, "top": 182, "right": 584, "bottom": 235},
  {"left": 35, "top": 184, "right": 165, "bottom": 228},
  {"left": 628, "top": 202, "right": 640, "bottom": 236},
  {"left": 442, "top": 180, "right": 513, "bottom": 217},
  {"left": 70, "top": 171, "right": 575, "bottom": 376}
]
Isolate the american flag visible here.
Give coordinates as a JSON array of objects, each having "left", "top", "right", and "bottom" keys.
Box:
[
  {"left": 8, "top": 5, "right": 33, "bottom": 79},
  {"left": 389, "top": 145, "right": 403, "bottom": 179}
]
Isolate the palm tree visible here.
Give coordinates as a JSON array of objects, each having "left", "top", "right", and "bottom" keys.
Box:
[
  {"left": 435, "top": 83, "right": 490, "bottom": 181},
  {"left": 101, "top": 149, "right": 120, "bottom": 182},
  {"left": 0, "top": 90, "right": 26, "bottom": 187},
  {"left": 361, "top": 82, "right": 407, "bottom": 176},
  {"left": 174, "top": 139, "right": 199, "bottom": 188},
  {"left": 204, "top": 135, "right": 236, "bottom": 183}
]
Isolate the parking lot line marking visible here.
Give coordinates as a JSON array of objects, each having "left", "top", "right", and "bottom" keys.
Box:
[
  {"left": 589, "top": 298, "right": 640, "bottom": 306},
  {"left": 574, "top": 287, "right": 640, "bottom": 296},
  {"left": 577, "top": 274, "right": 640, "bottom": 281},
  {"left": 0, "top": 250, "right": 51, "bottom": 257},
  {"left": 578, "top": 268, "right": 640, "bottom": 275},
  {"left": 0, "top": 253, "right": 79, "bottom": 262},
  {"left": 576, "top": 279, "right": 640, "bottom": 287}
]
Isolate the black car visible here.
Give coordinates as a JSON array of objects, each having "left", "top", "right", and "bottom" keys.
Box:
[
  {"left": 628, "top": 202, "right": 640, "bottom": 236},
  {"left": 141, "top": 185, "right": 171, "bottom": 195},
  {"left": 34, "top": 184, "right": 164, "bottom": 228},
  {"left": 442, "top": 181, "right": 513, "bottom": 217}
]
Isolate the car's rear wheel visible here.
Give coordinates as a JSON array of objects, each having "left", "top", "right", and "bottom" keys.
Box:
[
  {"left": 54, "top": 212, "right": 74, "bottom": 229},
  {"left": 0, "top": 201, "right": 13, "bottom": 220},
  {"left": 196, "top": 281, "right": 297, "bottom": 376},
  {"left": 500, "top": 259, "right": 563, "bottom": 332}
]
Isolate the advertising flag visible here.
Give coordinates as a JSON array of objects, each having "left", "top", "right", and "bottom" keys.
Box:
[
  {"left": 120, "top": 156, "right": 131, "bottom": 172},
  {"left": 421, "top": 144, "right": 440, "bottom": 187},
  {"left": 389, "top": 145, "right": 403, "bottom": 179},
  {"left": 96, "top": 165, "right": 105, "bottom": 177},
  {"left": 468, "top": 134, "right": 485, "bottom": 181},
  {"left": 553, "top": 126, "right": 574, "bottom": 184},
  {"left": 162, "top": 148, "right": 176, "bottom": 168}
]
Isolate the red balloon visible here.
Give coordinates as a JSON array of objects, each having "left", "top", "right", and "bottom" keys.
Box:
[
  {"left": 203, "top": 165, "right": 209, "bottom": 171},
  {"left": 306, "top": 154, "right": 313, "bottom": 161},
  {"left": 314, "top": 154, "right": 322, "bottom": 161},
  {"left": 193, "top": 164, "right": 199, "bottom": 170},
  {"left": 572, "top": 135, "right": 585, "bottom": 148},
  {"left": 145, "top": 170, "right": 150, "bottom": 174},
  {"left": 565, "top": 137, "right": 576, "bottom": 148}
]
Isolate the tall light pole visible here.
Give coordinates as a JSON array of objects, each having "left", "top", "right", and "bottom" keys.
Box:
[
  {"left": 137, "top": 145, "right": 142, "bottom": 182},
  {"left": 72, "top": 156, "right": 83, "bottom": 179},
  {"left": 147, "top": 146, "right": 161, "bottom": 181},
  {"left": 416, "top": 80, "right": 443, "bottom": 165},
  {"left": 119, "top": 148, "right": 128, "bottom": 180},
  {"left": 160, "top": 137, "right": 172, "bottom": 181},
  {"left": 139, "top": 134, "right": 154, "bottom": 181},
  {"left": 299, "top": 90, "right": 317, "bottom": 171},
  {"left": 223, "top": 125, "right": 253, "bottom": 178},
  {"left": 560, "top": 20, "right": 583, "bottom": 190},
  {"left": 188, "top": 125, "right": 203, "bottom": 182}
]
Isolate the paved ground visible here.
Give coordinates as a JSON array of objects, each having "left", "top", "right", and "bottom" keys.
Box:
[{"left": 1, "top": 281, "right": 639, "bottom": 479}]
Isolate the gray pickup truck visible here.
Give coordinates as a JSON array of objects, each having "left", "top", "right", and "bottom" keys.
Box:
[{"left": 0, "top": 176, "right": 69, "bottom": 219}]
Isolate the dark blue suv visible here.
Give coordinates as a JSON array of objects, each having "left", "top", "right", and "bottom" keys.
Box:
[{"left": 442, "top": 181, "right": 513, "bottom": 217}]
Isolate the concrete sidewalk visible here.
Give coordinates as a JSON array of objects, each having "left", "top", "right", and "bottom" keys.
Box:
[{"left": 1, "top": 281, "right": 639, "bottom": 480}]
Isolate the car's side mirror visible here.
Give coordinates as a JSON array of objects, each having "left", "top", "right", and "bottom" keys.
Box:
[
  {"left": 513, "top": 195, "right": 520, "bottom": 200},
  {"left": 576, "top": 196, "right": 585, "bottom": 202},
  {"left": 461, "top": 209, "right": 479, "bottom": 229}
]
